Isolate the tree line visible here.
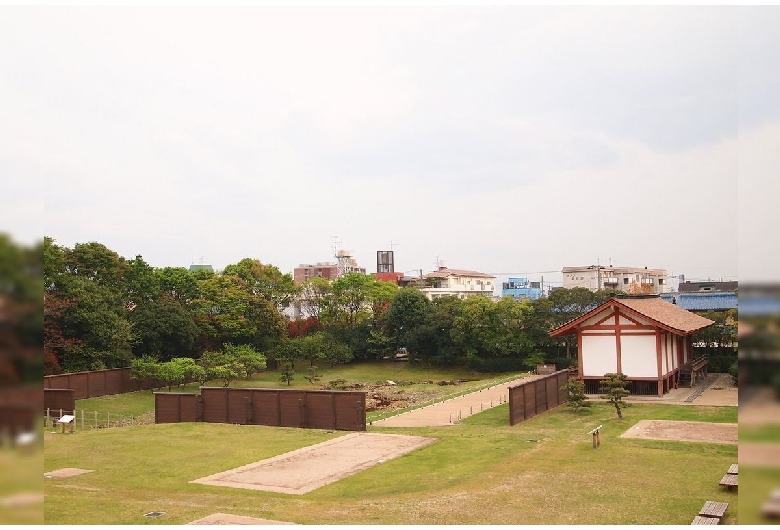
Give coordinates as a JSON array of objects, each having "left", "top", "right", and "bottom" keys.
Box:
[{"left": 44, "top": 237, "right": 736, "bottom": 376}]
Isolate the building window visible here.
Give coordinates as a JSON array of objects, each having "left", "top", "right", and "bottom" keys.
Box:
[
  {"left": 659, "top": 279, "right": 665, "bottom": 285},
  {"left": 623, "top": 278, "right": 629, "bottom": 284}
]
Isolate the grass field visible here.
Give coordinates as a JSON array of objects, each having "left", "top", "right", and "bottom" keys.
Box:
[{"left": 43, "top": 393, "right": 738, "bottom": 525}]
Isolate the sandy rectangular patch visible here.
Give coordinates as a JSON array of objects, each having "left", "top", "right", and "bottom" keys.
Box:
[
  {"left": 43, "top": 468, "right": 94, "bottom": 479},
  {"left": 190, "top": 432, "right": 436, "bottom": 494},
  {"left": 620, "top": 420, "right": 737, "bottom": 444},
  {"left": 188, "top": 513, "right": 295, "bottom": 525}
]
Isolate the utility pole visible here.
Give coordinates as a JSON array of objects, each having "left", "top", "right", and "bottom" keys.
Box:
[{"left": 597, "top": 258, "right": 602, "bottom": 291}]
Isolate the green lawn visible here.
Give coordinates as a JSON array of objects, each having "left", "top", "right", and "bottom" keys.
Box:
[{"left": 43, "top": 398, "right": 738, "bottom": 525}]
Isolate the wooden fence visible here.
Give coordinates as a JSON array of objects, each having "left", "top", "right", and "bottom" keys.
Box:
[
  {"left": 508, "top": 370, "right": 572, "bottom": 426},
  {"left": 44, "top": 388, "right": 76, "bottom": 413},
  {"left": 44, "top": 368, "right": 167, "bottom": 400},
  {"left": 155, "top": 387, "right": 367, "bottom": 431}
]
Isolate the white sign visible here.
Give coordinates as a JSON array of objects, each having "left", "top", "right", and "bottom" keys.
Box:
[{"left": 58, "top": 415, "right": 75, "bottom": 424}]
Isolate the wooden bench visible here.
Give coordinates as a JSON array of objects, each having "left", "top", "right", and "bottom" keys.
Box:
[
  {"left": 692, "top": 516, "right": 720, "bottom": 525},
  {"left": 762, "top": 489, "right": 780, "bottom": 519},
  {"left": 726, "top": 464, "right": 738, "bottom": 475},
  {"left": 719, "top": 473, "right": 738, "bottom": 490},
  {"left": 695, "top": 501, "right": 728, "bottom": 524}
]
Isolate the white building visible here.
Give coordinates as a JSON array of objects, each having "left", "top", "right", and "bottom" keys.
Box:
[
  {"left": 549, "top": 295, "right": 714, "bottom": 396},
  {"left": 420, "top": 267, "right": 496, "bottom": 300},
  {"left": 562, "top": 265, "right": 669, "bottom": 294}
]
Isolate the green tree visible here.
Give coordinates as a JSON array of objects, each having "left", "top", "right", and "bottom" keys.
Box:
[
  {"left": 600, "top": 372, "right": 630, "bottom": 419},
  {"left": 524, "top": 351, "right": 547, "bottom": 372},
  {"left": 304, "top": 365, "right": 321, "bottom": 385},
  {"left": 297, "top": 276, "right": 332, "bottom": 320},
  {"left": 222, "top": 258, "right": 299, "bottom": 311},
  {"left": 129, "top": 355, "right": 159, "bottom": 390},
  {"left": 156, "top": 357, "right": 196, "bottom": 392},
  {"left": 561, "top": 379, "right": 588, "bottom": 412},
  {"left": 129, "top": 293, "right": 199, "bottom": 361},
  {"left": 321, "top": 336, "right": 353, "bottom": 367},
  {"left": 386, "top": 287, "right": 430, "bottom": 349},
  {"left": 45, "top": 239, "right": 135, "bottom": 371},
  {"left": 413, "top": 295, "right": 463, "bottom": 364},
  {"left": 547, "top": 287, "right": 600, "bottom": 359},
  {"left": 222, "top": 342, "right": 267, "bottom": 379},
  {"left": 279, "top": 360, "right": 295, "bottom": 386},
  {"left": 193, "top": 274, "right": 286, "bottom": 352}
]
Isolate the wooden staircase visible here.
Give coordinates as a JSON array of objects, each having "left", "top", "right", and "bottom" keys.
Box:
[{"left": 678, "top": 355, "right": 709, "bottom": 388}]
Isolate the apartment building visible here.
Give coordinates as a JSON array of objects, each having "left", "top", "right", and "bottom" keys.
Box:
[
  {"left": 562, "top": 265, "right": 669, "bottom": 294},
  {"left": 420, "top": 267, "right": 496, "bottom": 300}
]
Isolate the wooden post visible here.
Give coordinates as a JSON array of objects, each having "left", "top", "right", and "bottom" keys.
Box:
[{"left": 588, "top": 425, "right": 602, "bottom": 449}]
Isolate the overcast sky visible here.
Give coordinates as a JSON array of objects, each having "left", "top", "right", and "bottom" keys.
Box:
[{"left": 4, "top": 6, "right": 777, "bottom": 288}]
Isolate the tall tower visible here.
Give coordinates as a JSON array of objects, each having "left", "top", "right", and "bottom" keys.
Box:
[
  {"left": 377, "top": 251, "right": 395, "bottom": 273},
  {"left": 336, "top": 249, "right": 353, "bottom": 277}
]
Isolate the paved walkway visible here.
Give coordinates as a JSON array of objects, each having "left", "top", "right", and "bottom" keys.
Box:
[
  {"left": 369, "top": 375, "right": 540, "bottom": 427},
  {"left": 369, "top": 373, "right": 737, "bottom": 429}
]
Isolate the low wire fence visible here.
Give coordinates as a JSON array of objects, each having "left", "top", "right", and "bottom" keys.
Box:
[
  {"left": 365, "top": 372, "right": 529, "bottom": 424},
  {"left": 44, "top": 408, "right": 153, "bottom": 432}
]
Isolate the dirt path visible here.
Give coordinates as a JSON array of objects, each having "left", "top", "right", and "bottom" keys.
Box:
[{"left": 369, "top": 375, "right": 537, "bottom": 427}]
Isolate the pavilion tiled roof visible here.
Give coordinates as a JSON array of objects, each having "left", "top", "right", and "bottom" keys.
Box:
[{"left": 550, "top": 296, "right": 714, "bottom": 337}]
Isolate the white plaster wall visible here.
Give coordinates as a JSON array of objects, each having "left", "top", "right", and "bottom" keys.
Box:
[
  {"left": 619, "top": 334, "right": 658, "bottom": 377},
  {"left": 582, "top": 335, "right": 617, "bottom": 376},
  {"left": 618, "top": 313, "right": 648, "bottom": 326},
  {"left": 583, "top": 309, "right": 613, "bottom": 327},
  {"left": 662, "top": 337, "right": 668, "bottom": 374}
]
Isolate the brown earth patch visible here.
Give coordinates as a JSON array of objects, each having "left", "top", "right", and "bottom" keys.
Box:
[
  {"left": 190, "top": 432, "right": 435, "bottom": 495},
  {"left": 43, "top": 468, "right": 94, "bottom": 479},
  {"left": 620, "top": 420, "right": 737, "bottom": 444}
]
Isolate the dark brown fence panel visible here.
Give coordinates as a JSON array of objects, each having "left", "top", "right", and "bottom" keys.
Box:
[
  {"left": 179, "top": 394, "right": 201, "bottom": 422},
  {"left": 155, "top": 393, "right": 202, "bottom": 423},
  {"left": 523, "top": 384, "right": 536, "bottom": 421},
  {"left": 45, "top": 367, "right": 172, "bottom": 400},
  {"left": 279, "top": 391, "right": 307, "bottom": 428},
  {"left": 155, "top": 388, "right": 366, "bottom": 431},
  {"left": 334, "top": 392, "right": 366, "bottom": 431},
  {"left": 251, "top": 391, "right": 282, "bottom": 426},
  {"left": 557, "top": 371, "right": 569, "bottom": 404},
  {"left": 509, "top": 370, "right": 572, "bottom": 426},
  {"left": 105, "top": 369, "right": 125, "bottom": 394},
  {"left": 228, "top": 389, "right": 253, "bottom": 424},
  {"left": 306, "top": 392, "right": 336, "bottom": 430},
  {"left": 87, "top": 371, "right": 107, "bottom": 397},
  {"left": 201, "top": 388, "right": 229, "bottom": 424},
  {"left": 535, "top": 379, "right": 548, "bottom": 415},
  {"left": 69, "top": 374, "right": 89, "bottom": 399},
  {"left": 44, "top": 389, "right": 75, "bottom": 412}
]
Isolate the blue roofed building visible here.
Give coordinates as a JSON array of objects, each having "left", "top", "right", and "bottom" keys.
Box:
[
  {"left": 501, "top": 277, "right": 543, "bottom": 301},
  {"left": 659, "top": 291, "right": 737, "bottom": 312}
]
